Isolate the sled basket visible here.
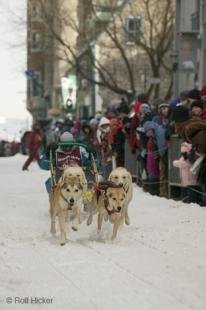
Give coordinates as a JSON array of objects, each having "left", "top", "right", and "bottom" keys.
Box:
[{"left": 55, "top": 141, "right": 99, "bottom": 186}]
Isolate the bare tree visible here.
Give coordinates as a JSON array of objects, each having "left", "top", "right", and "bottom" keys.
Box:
[{"left": 37, "top": 0, "right": 174, "bottom": 103}]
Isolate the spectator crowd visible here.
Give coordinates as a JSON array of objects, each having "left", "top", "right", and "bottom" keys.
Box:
[{"left": 20, "top": 85, "right": 206, "bottom": 206}]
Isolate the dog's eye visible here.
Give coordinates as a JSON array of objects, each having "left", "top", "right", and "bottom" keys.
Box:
[
  {"left": 66, "top": 189, "right": 70, "bottom": 192},
  {"left": 115, "top": 176, "right": 118, "bottom": 179},
  {"left": 123, "top": 176, "right": 126, "bottom": 179},
  {"left": 75, "top": 189, "right": 78, "bottom": 192},
  {"left": 112, "top": 197, "right": 117, "bottom": 201},
  {"left": 121, "top": 198, "right": 124, "bottom": 201}
]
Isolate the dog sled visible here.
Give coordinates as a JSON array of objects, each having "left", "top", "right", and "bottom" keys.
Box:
[
  {"left": 40, "top": 139, "right": 122, "bottom": 206},
  {"left": 48, "top": 141, "right": 100, "bottom": 203}
]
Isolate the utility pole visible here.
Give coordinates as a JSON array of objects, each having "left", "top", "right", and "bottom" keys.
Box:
[{"left": 173, "top": 0, "right": 181, "bottom": 97}]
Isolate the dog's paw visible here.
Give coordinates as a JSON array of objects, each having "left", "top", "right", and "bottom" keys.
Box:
[{"left": 125, "top": 216, "right": 130, "bottom": 226}]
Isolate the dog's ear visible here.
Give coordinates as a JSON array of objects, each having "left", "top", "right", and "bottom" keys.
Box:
[
  {"left": 79, "top": 174, "right": 88, "bottom": 191},
  {"left": 62, "top": 182, "right": 68, "bottom": 189},
  {"left": 106, "top": 188, "right": 113, "bottom": 198}
]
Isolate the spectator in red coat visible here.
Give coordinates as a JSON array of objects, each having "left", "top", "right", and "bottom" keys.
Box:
[{"left": 22, "top": 123, "right": 42, "bottom": 171}]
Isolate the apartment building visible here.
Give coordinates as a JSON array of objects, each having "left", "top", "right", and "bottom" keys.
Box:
[
  {"left": 27, "top": 0, "right": 77, "bottom": 123},
  {"left": 174, "top": 0, "right": 206, "bottom": 95}
]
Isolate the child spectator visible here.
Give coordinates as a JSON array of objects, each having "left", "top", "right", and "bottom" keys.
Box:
[
  {"left": 143, "top": 122, "right": 160, "bottom": 196},
  {"left": 173, "top": 142, "right": 200, "bottom": 203}
]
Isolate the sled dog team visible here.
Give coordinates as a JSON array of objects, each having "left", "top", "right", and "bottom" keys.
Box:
[{"left": 49, "top": 166, "right": 133, "bottom": 245}]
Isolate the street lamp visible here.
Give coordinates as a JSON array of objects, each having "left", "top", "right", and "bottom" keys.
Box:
[{"left": 171, "top": 49, "right": 179, "bottom": 97}]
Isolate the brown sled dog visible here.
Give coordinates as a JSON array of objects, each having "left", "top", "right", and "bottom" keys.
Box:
[{"left": 87, "top": 182, "right": 127, "bottom": 240}]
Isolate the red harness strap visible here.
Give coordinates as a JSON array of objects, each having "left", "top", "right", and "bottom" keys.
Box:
[
  {"left": 93, "top": 181, "right": 122, "bottom": 215},
  {"left": 93, "top": 181, "right": 123, "bottom": 192}
]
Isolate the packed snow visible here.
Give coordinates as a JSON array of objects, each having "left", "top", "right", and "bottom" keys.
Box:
[{"left": 0, "top": 154, "right": 206, "bottom": 310}]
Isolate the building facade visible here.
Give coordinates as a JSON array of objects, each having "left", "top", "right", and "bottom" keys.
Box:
[
  {"left": 174, "top": 0, "right": 206, "bottom": 95},
  {"left": 27, "top": 0, "right": 77, "bottom": 124}
]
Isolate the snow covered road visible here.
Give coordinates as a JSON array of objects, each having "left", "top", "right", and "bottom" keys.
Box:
[{"left": 0, "top": 155, "right": 206, "bottom": 310}]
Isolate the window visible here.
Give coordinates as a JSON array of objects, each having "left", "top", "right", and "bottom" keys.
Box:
[
  {"left": 202, "top": 0, "right": 206, "bottom": 24},
  {"left": 125, "top": 16, "right": 142, "bottom": 43},
  {"left": 29, "top": 72, "right": 43, "bottom": 97},
  {"left": 31, "top": 32, "right": 42, "bottom": 50},
  {"left": 191, "top": 12, "right": 199, "bottom": 31},
  {"left": 31, "top": 3, "right": 42, "bottom": 20}
]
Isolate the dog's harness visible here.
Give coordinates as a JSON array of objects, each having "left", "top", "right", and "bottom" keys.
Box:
[
  {"left": 60, "top": 191, "right": 73, "bottom": 210},
  {"left": 93, "top": 181, "right": 123, "bottom": 215}
]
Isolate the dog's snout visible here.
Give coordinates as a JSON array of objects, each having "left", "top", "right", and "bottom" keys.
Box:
[
  {"left": 117, "top": 206, "right": 121, "bottom": 211},
  {"left": 119, "top": 182, "right": 123, "bottom": 186},
  {"left": 70, "top": 198, "right": 74, "bottom": 203}
]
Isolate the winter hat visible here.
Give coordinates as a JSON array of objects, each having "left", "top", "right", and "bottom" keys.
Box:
[
  {"left": 183, "top": 118, "right": 206, "bottom": 153},
  {"left": 180, "top": 142, "right": 192, "bottom": 154},
  {"left": 60, "top": 131, "right": 74, "bottom": 142},
  {"left": 158, "top": 100, "right": 169, "bottom": 109},
  {"left": 143, "top": 121, "right": 157, "bottom": 133},
  {"left": 95, "top": 112, "right": 102, "bottom": 121},
  {"left": 191, "top": 100, "right": 204, "bottom": 110},
  {"left": 89, "top": 118, "right": 98, "bottom": 126},
  {"left": 169, "top": 97, "right": 180, "bottom": 108},
  {"left": 98, "top": 116, "right": 110, "bottom": 127},
  {"left": 200, "top": 84, "right": 206, "bottom": 98},
  {"left": 188, "top": 88, "right": 200, "bottom": 100},
  {"left": 171, "top": 106, "right": 190, "bottom": 123},
  {"left": 133, "top": 102, "right": 143, "bottom": 113},
  {"left": 140, "top": 103, "right": 151, "bottom": 114}
]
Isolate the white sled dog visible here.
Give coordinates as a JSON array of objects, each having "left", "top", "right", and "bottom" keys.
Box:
[
  {"left": 108, "top": 167, "right": 133, "bottom": 225},
  {"left": 50, "top": 166, "right": 87, "bottom": 245},
  {"left": 87, "top": 186, "right": 126, "bottom": 240}
]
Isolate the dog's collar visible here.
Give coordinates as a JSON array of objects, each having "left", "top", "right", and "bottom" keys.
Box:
[{"left": 60, "top": 191, "right": 73, "bottom": 210}]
